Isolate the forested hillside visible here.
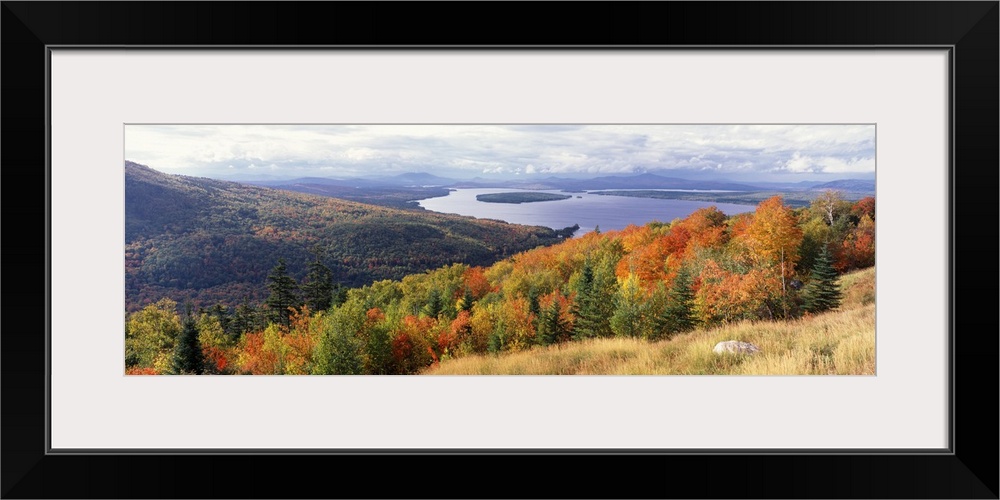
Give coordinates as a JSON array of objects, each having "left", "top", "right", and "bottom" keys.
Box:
[
  {"left": 125, "top": 162, "right": 568, "bottom": 311},
  {"left": 426, "top": 266, "right": 875, "bottom": 375},
  {"left": 125, "top": 188, "right": 875, "bottom": 375}
]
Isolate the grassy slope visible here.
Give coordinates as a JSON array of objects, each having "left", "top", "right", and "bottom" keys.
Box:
[{"left": 425, "top": 266, "right": 875, "bottom": 375}]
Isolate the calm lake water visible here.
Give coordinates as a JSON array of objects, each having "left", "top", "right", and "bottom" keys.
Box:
[{"left": 418, "top": 188, "right": 756, "bottom": 235}]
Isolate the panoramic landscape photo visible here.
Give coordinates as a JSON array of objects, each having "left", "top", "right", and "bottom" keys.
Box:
[{"left": 124, "top": 124, "right": 875, "bottom": 375}]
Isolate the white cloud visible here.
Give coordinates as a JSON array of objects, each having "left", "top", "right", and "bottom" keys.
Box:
[
  {"left": 344, "top": 147, "right": 377, "bottom": 161},
  {"left": 784, "top": 152, "right": 815, "bottom": 173},
  {"left": 125, "top": 124, "right": 875, "bottom": 181},
  {"left": 817, "top": 156, "right": 875, "bottom": 173},
  {"left": 778, "top": 152, "right": 875, "bottom": 174}
]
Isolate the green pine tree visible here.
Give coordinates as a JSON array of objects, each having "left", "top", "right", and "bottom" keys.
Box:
[
  {"left": 460, "top": 288, "right": 476, "bottom": 313},
  {"left": 589, "top": 256, "right": 618, "bottom": 338},
  {"left": 331, "top": 283, "right": 349, "bottom": 309},
  {"left": 802, "top": 246, "right": 842, "bottom": 313},
  {"left": 207, "top": 304, "right": 231, "bottom": 337},
  {"left": 654, "top": 266, "right": 697, "bottom": 338},
  {"left": 487, "top": 330, "right": 504, "bottom": 354},
  {"left": 527, "top": 288, "right": 541, "bottom": 338},
  {"left": 229, "top": 296, "right": 262, "bottom": 339},
  {"left": 265, "top": 258, "right": 299, "bottom": 328},
  {"left": 171, "top": 311, "right": 204, "bottom": 375},
  {"left": 538, "top": 296, "right": 568, "bottom": 346},
  {"left": 301, "top": 257, "right": 334, "bottom": 312},
  {"left": 421, "top": 288, "right": 444, "bottom": 319},
  {"left": 572, "top": 257, "right": 617, "bottom": 340},
  {"left": 610, "top": 273, "right": 648, "bottom": 339},
  {"left": 571, "top": 261, "right": 598, "bottom": 340}
]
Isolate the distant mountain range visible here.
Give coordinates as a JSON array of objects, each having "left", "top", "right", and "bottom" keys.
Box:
[
  {"left": 248, "top": 172, "right": 458, "bottom": 189},
  {"left": 807, "top": 179, "right": 876, "bottom": 193},
  {"left": 247, "top": 171, "right": 875, "bottom": 194},
  {"left": 449, "top": 173, "right": 763, "bottom": 191},
  {"left": 385, "top": 172, "right": 458, "bottom": 186}
]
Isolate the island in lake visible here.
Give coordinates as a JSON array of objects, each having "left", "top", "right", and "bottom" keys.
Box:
[{"left": 476, "top": 192, "right": 573, "bottom": 204}]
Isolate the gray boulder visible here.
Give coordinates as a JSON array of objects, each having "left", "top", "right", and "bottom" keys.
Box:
[{"left": 712, "top": 340, "right": 760, "bottom": 355}]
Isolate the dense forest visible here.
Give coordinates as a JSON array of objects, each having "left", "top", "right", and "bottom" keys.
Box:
[
  {"left": 125, "top": 188, "right": 874, "bottom": 375},
  {"left": 125, "top": 162, "right": 571, "bottom": 312}
]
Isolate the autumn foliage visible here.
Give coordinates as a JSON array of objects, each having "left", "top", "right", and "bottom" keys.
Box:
[{"left": 126, "top": 191, "right": 874, "bottom": 375}]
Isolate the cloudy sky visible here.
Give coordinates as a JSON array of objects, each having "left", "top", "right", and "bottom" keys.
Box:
[{"left": 125, "top": 124, "right": 875, "bottom": 182}]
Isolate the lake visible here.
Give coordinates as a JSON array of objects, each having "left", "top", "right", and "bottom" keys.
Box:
[{"left": 417, "top": 188, "right": 756, "bottom": 235}]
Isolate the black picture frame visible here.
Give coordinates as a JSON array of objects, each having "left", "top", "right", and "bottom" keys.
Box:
[{"left": 3, "top": 2, "right": 997, "bottom": 498}]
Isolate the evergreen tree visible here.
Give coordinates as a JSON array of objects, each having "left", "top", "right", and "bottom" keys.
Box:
[
  {"left": 460, "top": 288, "right": 475, "bottom": 313},
  {"left": 802, "top": 246, "right": 842, "bottom": 313},
  {"left": 171, "top": 310, "right": 204, "bottom": 374},
  {"left": 527, "top": 288, "right": 541, "bottom": 336},
  {"left": 421, "top": 288, "right": 444, "bottom": 319},
  {"left": 265, "top": 258, "right": 299, "bottom": 328},
  {"left": 538, "top": 296, "right": 568, "bottom": 346},
  {"left": 302, "top": 257, "right": 334, "bottom": 312},
  {"left": 589, "top": 256, "right": 618, "bottom": 338},
  {"left": 487, "top": 330, "right": 504, "bottom": 354},
  {"left": 572, "top": 258, "right": 616, "bottom": 340},
  {"left": 610, "top": 273, "right": 648, "bottom": 339},
  {"left": 229, "top": 296, "right": 262, "bottom": 339},
  {"left": 654, "top": 266, "right": 697, "bottom": 337},
  {"left": 331, "top": 283, "right": 349, "bottom": 309},
  {"left": 571, "top": 261, "right": 598, "bottom": 340},
  {"left": 207, "top": 304, "right": 231, "bottom": 336}
]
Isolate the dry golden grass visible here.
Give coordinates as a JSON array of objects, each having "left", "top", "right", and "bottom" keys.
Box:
[
  {"left": 839, "top": 265, "right": 876, "bottom": 309},
  {"left": 425, "top": 267, "right": 875, "bottom": 375}
]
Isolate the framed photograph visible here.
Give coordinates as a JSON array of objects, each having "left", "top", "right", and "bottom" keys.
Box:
[{"left": 4, "top": 2, "right": 996, "bottom": 498}]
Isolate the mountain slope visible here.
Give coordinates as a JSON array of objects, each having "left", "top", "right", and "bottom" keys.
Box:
[{"left": 125, "top": 162, "right": 567, "bottom": 311}]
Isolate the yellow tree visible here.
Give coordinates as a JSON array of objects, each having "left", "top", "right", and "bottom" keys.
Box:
[
  {"left": 739, "top": 196, "right": 804, "bottom": 316},
  {"left": 125, "top": 298, "right": 182, "bottom": 373}
]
